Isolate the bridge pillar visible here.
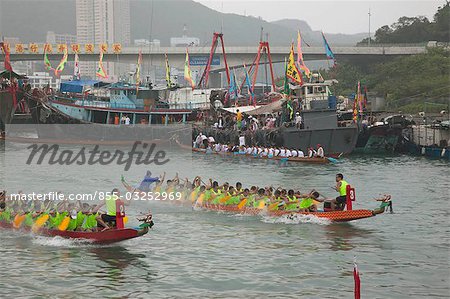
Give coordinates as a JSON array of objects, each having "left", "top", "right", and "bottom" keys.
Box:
[{"left": 209, "top": 73, "right": 222, "bottom": 88}]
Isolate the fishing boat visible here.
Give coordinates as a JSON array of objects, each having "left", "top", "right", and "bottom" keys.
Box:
[
  {"left": 192, "top": 147, "right": 332, "bottom": 164},
  {"left": 0, "top": 202, "right": 153, "bottom": 244},
  {"left": 25, "top": 81, "right": 192, "bottom": 125}
]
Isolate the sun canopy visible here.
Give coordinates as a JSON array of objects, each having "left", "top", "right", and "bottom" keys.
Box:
[
  {"left": 221, "top": 105, "right": 261, "bottom": 114},
  {"left": 247, "top": 99, "right": 285, "bottom": 116},
  {"left": 59, "top": 80, "right": 108, "bottom": 93}
]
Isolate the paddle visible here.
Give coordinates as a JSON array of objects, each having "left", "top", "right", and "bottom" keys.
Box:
[
  {"left": 327, "top": 157, "right": 339, "bottom": 163},
  {"left": 13, "top": 214, "right": 26, "bottom": 228},
  {"left": 218, "top": 195, "right": 232, "bottom": 204},
  {"left": 32, "top": 214, "right": 49, "bottom": 232},
  {"left": 58, "top": 216, "right": 70, "bottom": 231},
  {"left": 256, "top": 200, "right": 266, "bottom": 210},
  {"left": 237, "top": 198, "right": 247, "bottom": 209}
]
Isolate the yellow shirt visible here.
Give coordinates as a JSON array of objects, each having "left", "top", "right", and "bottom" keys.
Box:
[{"left": 236, "top": 112, "right": 242, "bottom": 121}]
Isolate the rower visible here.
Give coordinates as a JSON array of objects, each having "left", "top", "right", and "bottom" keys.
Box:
[{"left": 316, "top": 144, "right": 325, "bottom": 158}]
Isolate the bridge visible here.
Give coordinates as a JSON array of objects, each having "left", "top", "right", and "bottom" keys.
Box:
[
  {"left": 4, "top": 45, "right": 427, "bottom": 69},
  {"left": 2, "top": 44, "right": 428, "bottom": 87}
]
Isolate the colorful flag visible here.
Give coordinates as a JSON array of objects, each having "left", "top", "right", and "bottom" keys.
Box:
[
  {"left": 0, "top": 42, "right": 13, "bottom": 72},
  {"left": 184, "top": 48, "right": 195, "bottom": 90},
  {"left": 283, "top": 57, "right": 289, "bottom": 95},
  {"left": 74, "top": 53, "right": 81, "bottom": 80},
  {"left": 96, "top": 49, "right": 108, "bottom": 79},
  {"left": 322, "top": 32, "right": 336, "bottom": 64},
  {"left": 164, "top": 53, "right": 172, "bottom": 88},
  {"left": 54, "top": 45, "right": 68, "bottom": 76},
  {"left": 296, "top": 31, "right": 311, "bottom": 78},
  {"left": 135, "top": 50, "right": 142, "bottom": 93},
  {"left": 227, "top": 70, "right": 239, "bottom": 103},
  {"left": 353, "top": 260, "right": 361, "bottom": 299},
  {"left": 43, "top": 44, "right": 53, "bottom": 71},
  {"left": 286, "top": 43, "right": 303, "bottom": 85},
  {"left": 243, "top": 64, "right": 254, "bottom": 106},
  {"left": 352, "top": 82, "right": 360, "bottom": 122}
]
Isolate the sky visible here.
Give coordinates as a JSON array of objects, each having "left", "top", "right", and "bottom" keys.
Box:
[{"left": 196, "top": 0, "right": 444, "bottom": 34}]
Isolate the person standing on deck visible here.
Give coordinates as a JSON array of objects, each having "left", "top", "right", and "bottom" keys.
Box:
[
  {"left": 125, "top": 115, "right": 131, "bottom": 125},
  {"left": 236, "top": 109, "right": 242, "bottom": 129},
  {"left": 239, "top": 134, "right": 245, "bottom": 147}
]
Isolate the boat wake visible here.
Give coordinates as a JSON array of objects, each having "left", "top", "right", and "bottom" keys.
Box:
[
  {"left": 261, "top": 214, "right": 331, "bottom": 225},
  {"left": 31, "top": 235, "right": 96, "bottom": 248}
]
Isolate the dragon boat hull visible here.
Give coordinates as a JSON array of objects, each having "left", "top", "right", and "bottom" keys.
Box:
[
  {"left": 0, "top": 221, "right": 149, "bottom": 244},
  {"left": 191, "top": 148, "right": 330, "bottom": 164},
  {"left": 196, "top": 204, "right": 378, "bottom": 222}
]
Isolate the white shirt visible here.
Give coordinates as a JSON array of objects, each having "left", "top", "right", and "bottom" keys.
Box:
[
  {"left": 252, "top": 147, "right": 258, "bottom": 155},
  {"left": 246, "top": 147, "right": 253, "bottom": 154},
  {"left": 239, "top": 136, "right": 245, "bottom": 146},
  {"left": 280, "top": 149, "right": 286, "bottom": 157},
  {"left": 274, "top": 149, "right": 280, "bottom": 156},
  {"left": 125, "top": 117, "right": 131, "bottom": 125},
  {"left": 295, "top": 115, "right": 302, "bottom": 124},
  {"left": 268, "top": 148, "right": 274, "bottom": 156},
  {"left": 261, "top": 149, "right": 268, "bottom": 157},
  {"left": 195, "top": 134, "right": 202, "bottom": 146},
  {"left": 317, "top": 147, "right": 324, "bottom": 157},
  {"left": 298, "top": 150, "right": 305, "bottom": 157},
  {"left": 215, "top": 144, "right": 222, "bottom": 152},
  {"left": 291, "top": 150, "right": 297, "bottom": 157},
  {"left": 286, "top": 149, "right": 292, "bottom": 157}
]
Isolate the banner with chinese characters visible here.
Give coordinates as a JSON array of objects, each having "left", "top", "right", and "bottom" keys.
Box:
[
  {"left": 29, "top": 43, "right": 39, "bottom": 53},
  {"left": 85, "top": 44, "right": 94, "bottom": 54},
  {"left": 44, "top": 43, "right": 53, "bottom": 53},
  {"left": 112, "top": 43, "right": 122, "bottom": 54},
  {"left": 15, "top": 44, "right": 24, "bottom": 54},
  {"left": 71, "top": 44, "right": 81, "bottom": 54},
  {"left": 100, "top": 43, "right": 108, "bottom": 53},
  {"left": 57, "top": 44, "right": 68, "bottom": 54},
  {"left": 1, "top": 43, "right": 11, "bottom": 53}
]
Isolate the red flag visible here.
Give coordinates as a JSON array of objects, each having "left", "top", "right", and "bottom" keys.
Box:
[
  {"left": 0, "top": 42, "right": 13, "bottom": 72},
  {"left": 354, "top": 261, "right": 361, "bottom": 299}
]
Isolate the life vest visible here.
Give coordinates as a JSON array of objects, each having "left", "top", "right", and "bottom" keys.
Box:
[
  {"left": 105, "top": 195, "right": 118, "bottom": 216},
  {"left": 299, "top": 198, "right": 314, "bottom": 209},
  {"left": 339, "top": 180, "right": 349, "bottom": 196}
]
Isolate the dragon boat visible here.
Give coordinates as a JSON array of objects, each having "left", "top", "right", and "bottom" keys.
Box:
[
  {"left": 122, "top": 176, "right": 392, "bottom": 223},
  {"left": 0, "top": 201, "right": 153, "bottom": 244}
]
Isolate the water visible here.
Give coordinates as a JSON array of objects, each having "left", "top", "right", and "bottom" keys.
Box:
[{"left": 0, "top": 142, "right": 449, "bottom": 298}]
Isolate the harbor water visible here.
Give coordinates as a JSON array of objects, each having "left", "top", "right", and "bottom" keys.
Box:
[{"left": 0, "top": 143, "right": 449, "bottom": 298}]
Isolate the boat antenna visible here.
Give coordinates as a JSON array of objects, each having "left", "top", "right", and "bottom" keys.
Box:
[
  {"left": 221, "top": 1, "right": 224, "bottom": 33},
  {"left": 148, "top": 0, "right": 155, "bottom": 81},
  {"left": 368, "top": 7, "right": 371, "bottom": 46}
]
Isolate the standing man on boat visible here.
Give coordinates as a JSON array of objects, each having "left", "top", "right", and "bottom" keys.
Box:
[{"left": 236, "top": 109, "right": 242, "bottom": 129}]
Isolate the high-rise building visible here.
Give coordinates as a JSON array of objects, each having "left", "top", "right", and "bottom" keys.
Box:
[
  {"left": 46, "top": 31, "right": 78, "bottom": 45},
  {"left": 76, "top": 0, "right": 131, "bottom": 79}
]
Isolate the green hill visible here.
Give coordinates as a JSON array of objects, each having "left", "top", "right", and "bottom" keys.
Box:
[{"left": 0, "top": 0, "right": 365, "bottom": 46}]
